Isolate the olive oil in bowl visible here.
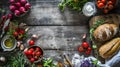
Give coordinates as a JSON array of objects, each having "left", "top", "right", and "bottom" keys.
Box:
[{"left": 4, "top": 39, "right": 14, "bottom": 48}]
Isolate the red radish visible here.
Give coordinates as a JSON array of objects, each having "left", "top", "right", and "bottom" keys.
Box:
[
  {"left": 78, "top": 46, "right": 84, "bottom": 52},
  {"left": 20, "top": 0, "right": 27, "bottom": 5},
  {"left": 82, "top": 42, "right": 89, "bottom": 48},
  {"left": 7, "top": 14, "right": 13, "bottom": 19},
  {"left": 1, "top": 15, "right": 6, "bottom": 20},
  {"left": 29, "top": 40, "right": 35, "bottom": 46},
  {"left": 19, "top": 7, "right": 26, "bottom": 13},
  {"left": 14, "top": 10, "right": 20, "bottom": 16},
  {"left": 9, "top": 5, "right": 16, "bottom": 12},
  {"left": 9, "top": 0, "right": 15, "bottom": 4},
  {"left": 15, "top": 2, "right": 21, "bottom": 7},
  {"left": 25, "top": 3, "right": 31, "bottom": 10},
  {"left": 13, "top": 31, "right": 19, "bottom": 37},
  {"left": 30, "top": 58, "right": 35, "bottom": 63}
]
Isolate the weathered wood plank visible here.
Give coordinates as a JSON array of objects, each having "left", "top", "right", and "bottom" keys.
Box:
[{"left": 27, "top": 26, "right": 89, "bottom": 50}]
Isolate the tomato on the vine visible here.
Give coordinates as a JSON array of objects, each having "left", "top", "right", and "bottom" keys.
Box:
[{"left": 82, "top": 42, "right": 89, "bottom": 48}]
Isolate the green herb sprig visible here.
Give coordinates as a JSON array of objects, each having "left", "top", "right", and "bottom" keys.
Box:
[{"left": 58, "top": 0, "right": 89, "bottom": 12}]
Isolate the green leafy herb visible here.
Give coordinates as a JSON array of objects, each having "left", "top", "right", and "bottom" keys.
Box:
[
  {"left": 58, "top": 0, "right": 89, "bottom": 12},
  {"left": 42, "top": 58, "right": 56, "bottom": 67}
]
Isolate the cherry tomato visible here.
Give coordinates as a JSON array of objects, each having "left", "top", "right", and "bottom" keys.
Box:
[
  {"left": 97, "top": 0, "right": 101, "bottom": 4},
  {"left": 103, "top": 9, "right": 108, "bottom": 14},
  {"left": 24, "top": 50, "right": 29, "bottom": 55},
  {"left": 13, "top": 31, "right": 19, "bottom": 37},
  {"left": 78, "top": 46, "right": 84, "bottom": 52},
  {"left": 108, "top": 4, "right": 114, "bottom": 10},
  {"left": 19, "top": 29, "right": 25, "bottom": 34},
  {"left": 29, "top": 48, "right": 34, "bottom": 52},
  {"left": 85, "top": 50, "right": 91, "bottom": 55},
  {"left": 36, "top": 47, "right": 40, "bottom": 51},
  {"left": 87, "top": 47, "right": 92, "bottom": 51},
  {"left": 97, "top": 2, "right": 105, "bottom": 8},
  {"left": 30, "top": 58, "right": 35, "bottom": 63},
  {"left": 32, "top": 51, "right": 36, "bottom": 56},
  {"left": 108, "top": 1, "right": 113, "bottom": 5},
  {"left": 27, "top": 50, "right": 33, "bottom": 55},
  {"left": 29, "top": 40, "right": 35, "bottom": 46},
  {"left": 101, "top": 0, "right": 106, "bottom": 3},
  {"left": 82, "top": 42, "right": 89, "bottom": 48},
  {"left": 36, "top": 51, "right": 41, "bottom": 56},
  {"left": 34, "top": 56, "right": 39, "bottom": 60}
]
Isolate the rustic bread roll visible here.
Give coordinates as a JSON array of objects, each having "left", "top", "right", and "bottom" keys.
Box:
[
  {"left": 93, "top": 24, "right": 118, "bottom": 41},
  {"left": 99, "top": 38, "right": 120, "bottom": 59}
]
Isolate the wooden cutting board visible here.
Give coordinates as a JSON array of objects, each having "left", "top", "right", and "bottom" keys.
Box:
[{"left": 89, "top": 14, "right": 120, "bottom": 63}]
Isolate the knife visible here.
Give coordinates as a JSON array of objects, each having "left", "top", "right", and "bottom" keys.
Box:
[{"left": 0, "top": 19, "right": 10, "bottom": 38}]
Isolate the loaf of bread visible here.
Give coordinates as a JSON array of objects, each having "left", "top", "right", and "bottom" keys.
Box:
[
  {"left": 99, "top": 38, "right": 120, "bottom": 59},
  {"left": 93, "top": 24, "right": 118, "bottom": 42}
]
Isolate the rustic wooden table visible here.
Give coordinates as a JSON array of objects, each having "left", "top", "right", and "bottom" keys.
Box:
[{"left": 0, "top": 0, "right": 120, "bottom": 67}]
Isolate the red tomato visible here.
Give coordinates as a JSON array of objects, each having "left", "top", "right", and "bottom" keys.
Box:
[
  {"left": 108, "top": 4, "right": 114, "bottom": 10},
  {"left": 29, "top": 40, "right": 35, "bottom": 46},
  {"left": 27, "top": 50, "right": 33, "bottom": 55},
  {"left": 82, "top": 42, "right": 89, "bottom": 48},
  {"left": 78, "top": 46, "right": 84, "bottom": 52},
  {"left": 29, "top": 48, "right": 34, "bottom": 52},
  {"left": 32, "top": 51, "right": 36, "bottom": 56},
  {"left": 19, "top": 29, "right": 25, "bottom": 34},
  {"left": 87, "top": 47, "right": 92, "bottom": 51},
  {"left": 97, "top": 2, "right": 105, "bottom": 8},
  {"left": 36, "top": 47, "right": 40, "bottom": 51},
  {"left": 85, "top": 50, "right": 91, "bottom": 55},
  {"left": 24, "top": 50, "right": 29, "bottom": 55},
  {"left": 30, "top": 58, "right": 35, "bottom": 63},
  {"left": 36, "top": 51, "right": 41, "bottom": 56},
  {"left": 27, "top": 55, "right": 32, "bottom": 59},
  {"left": 101, "top": 0, "right": 106, "bottom": 3},
  {"left": 13, "top": 31, "right": 18, "bottom": 37},
  {"left": 97, "top": 0, "right": 101, "bottom": 4},
  {"left": 108, "top": 1, "right": 113, "bottom": 5},
  {"left": 103, "top": 9, "right": 108, "bottom": 14},
  {"left": 34, "top": 56, "right": 39, "bottom": 61}
]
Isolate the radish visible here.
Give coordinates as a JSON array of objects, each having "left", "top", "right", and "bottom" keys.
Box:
[
  {"left": 15, "top": 2, "right": 21, "bottom": 7},
  {"left": 9, "top": 5, "right": 16, "bottom": 12},
  {"left": 19, "top": 7, "right": 26, "bottom": 13},
  {"left": 25, "top": 3, "right": 31, "bottom": 10},
  {"left": 14, "top": 10, "right": 20, "bottom": 16},
  {"left": 9, "top": 0, "right": 15, "bottom": 4},
  {"left": 20, "top": 0, "right": 27, "bottom": 5}
]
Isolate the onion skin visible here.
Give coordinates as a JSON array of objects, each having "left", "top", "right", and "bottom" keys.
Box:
[
  {"left": 9, "top": 5, "right": 16, "bottom": 12},
  {"left": 14, "top": 10, "right": 21, "bottom": 16},
  {"left": 25, "top": 3, "right": 31, "bottom": 10}
]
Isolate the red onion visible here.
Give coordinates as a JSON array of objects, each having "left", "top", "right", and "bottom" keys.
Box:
[
  {"left": 25, "top": 3, "right": 31, "bottom": 10},
  {"left": 9, "top": 5, "right": 16, "bottom": 12},
  {"left": 19, "top": 7, "right": 26, "bottom": 13},
  {"left": 15, "top": 2, "right": 21, "bottom": 7},
  {"left": 7, "top": 14, "right": 13, "bottom": 19},
  {"left": 9, "top": 0, "right": 15, "bottom": 4},
  {"left": 14, "top": 10, "right": 21, "bottom": 16},
  {"left": 20, "top": 0, "right": 27, "bottom": 5},
  {"left": 1, "top": 15, "right": 6, "bottom": 20}
]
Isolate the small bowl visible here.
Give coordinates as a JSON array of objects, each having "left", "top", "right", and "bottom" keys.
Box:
[
  {"left": 1, "top": 35, "right": 17, "bottom": 51},
  {"left": 24, "top": 46, "right": 44, "bottom": 63}
]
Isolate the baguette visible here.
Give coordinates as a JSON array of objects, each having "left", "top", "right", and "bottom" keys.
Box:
[{"left": 99, "top": 38, "right": 120, "bottom": 59}]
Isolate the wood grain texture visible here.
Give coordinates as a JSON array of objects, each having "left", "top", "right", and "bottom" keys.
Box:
[{"left": 27, "top": 26, "right": 89, "bottom": 50}]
